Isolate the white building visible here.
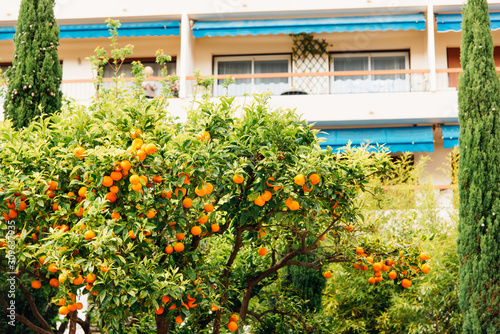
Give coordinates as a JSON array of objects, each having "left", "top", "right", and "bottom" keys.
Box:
[{"left": 2, "top": 0, "right": 497, "bottom": 185}]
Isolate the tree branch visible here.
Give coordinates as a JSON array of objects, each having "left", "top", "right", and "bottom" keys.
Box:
[
  {"left": 0, "top": 292, "right": 53, "bottom": 334},
  {"left": 18, "top": 280, "right": 54, "bottom": 332}
]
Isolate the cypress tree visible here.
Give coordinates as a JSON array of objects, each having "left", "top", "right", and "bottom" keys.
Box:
[
  {"left": 3, "top": 0, "right": 62, "bottom": 129},
  {"left": 457, "top": 0, "right": 500, "bottom": 332}
]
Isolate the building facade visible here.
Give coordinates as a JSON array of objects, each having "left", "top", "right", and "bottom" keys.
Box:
[{"left": 2, "top": 0, "right": 498, "bottom": 185}]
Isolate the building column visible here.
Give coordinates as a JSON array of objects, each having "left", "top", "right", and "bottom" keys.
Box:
[
  {"left": 179, "top": 13, "right": 193, "bottom": 99},
  {"left": 427, "top": 4, "right": 437, "bottom": 92}
]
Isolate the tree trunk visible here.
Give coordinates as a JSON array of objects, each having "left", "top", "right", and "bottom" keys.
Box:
[{"left": 155, "top": 312, "right": 170, "bottom": 334}]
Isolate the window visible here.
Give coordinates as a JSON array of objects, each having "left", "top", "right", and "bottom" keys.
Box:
[
  {"left": 447, "top": 47, "right": 500, "bottom": 89},
  {"left": 330, "top": 51, "right": 410, "bottom": 93},
  {"left": 214, "top": 55, "right": 291, "bottom": 96}
]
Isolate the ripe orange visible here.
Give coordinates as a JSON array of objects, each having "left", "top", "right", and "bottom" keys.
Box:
[
  {"left": 162, "top": 295, "right": 170, "bottom": 303},
  {"left": 228, "top": 321, "right": 238, "bottom": 332},
  {"left": 86, "top": 273, "right": 96, "bottom": 284},
  {"left": 374, "top": 272, "right": 382, "bottom": 278},
  {"left": 294, "top": 174, "right": 306, "bottom": 186},
  {"left": 230, "top": 314, "right": 239, "bottom": 322},
  {"left": 109, "top": 186, "right": 119, "bottom": 194},
  {"left": 375, "top": 276, "right": 383, "bottom": 282},
  {"left": 385, "top": 258, "right": 394, "bottom": 266},
  {"left": 175, "top": 315, "right": 183, "bottom": 324},
  {"left": 48, "top": 180, "right": 58, "bottom": 191},
  {"left": 155, "top": 306, "right": 164, "bottom": 315},
  {"left": 78, "top": 187, "right": 87, "bottom": 197},
  {"left": 111, "top": 211, "right": 120, "bottom": 220},
  {"left": 132, "top": 138, "right": 144, "bottom": 150},
  {"left": 75, "top": 302, "right": 83, "bottom": 310},
  {"left": 176, "top": 233, "right": 185, "bottom": 241},
  {"left": 120, "top": 160, "right": 132, "bottom": 171},
  {"left": 191, "top": 226, "right": 202, "bottom": 236},
  {"left": 84, "top": 230, "right": 95, "bottom": 240},
  {"left": 366, "top": 256, "right": 374, "bottom": 263},
  {"left": 74, "top": 146, "right": 86, "bottom": 159},
  {"left": 345, "top": 225, "right": 354, "bottom": 232},
  {"left": 254, "top": 196, "right": 265, "bottom": 207},
  {"left": 289, "top": 200, "right": 300, "bottom": 211},
  {"left": 147, "top": 210, "right": 156, "bottom": 219},
  {"left": 258, "top": 247, "right": 267, "bottom": 256},
  {"left": 401, "top": 278, "right": 412, "bottom": 288},
  {"left": 68, "top": 304, "right": 78, "bottom": 312},
  {"left": 48, "top": 263, "right": 58, "bottom": 273},
  {"left": 73, "top": 275, "right": 84, "bottom": 285},
  {"left": 323, "top": 271, "right": 332, "bottom": 279},
  {"left": 421, "top": 264, "right": 431, "bottom": 274},
  {"left": 31, "top": 280, "right": 42, "bottom": 289},
  {"left": 195, "top": 185, "right": 207, "bottom": 197},
  {"left": 372, "top": 263, "right": 382, "bottom": 272},
  {"left": 45, "top": 190, "right": 56, "bottom": 199},
  {"left": 59, "top": 306, "right": 69, "bottom": 315},
  {"left": 388, "top": 271, "right": 397, "bottom": 280},
  {"left": 420, "top": 252, "right": 430, "bottom": 261},
  {"left": 211, "top": 224, "right": 220, "bottom": 232},
  {"left": 309, "top": 174, "right": 320, "bottom": 185},
  {"left": 197, "top": 130, "right": 211, "bottom": 142},
  {"left": 100, "top": 264, "right": 109, "bottom": 273},
  {"left": 183, "top": 198, "right": 193, "bottom": 208},
  {"left": 165, "top": 245, "right": 174, "bottom": 254},
  {"left": 128, "top": 230, "right": 136, "bottom": 239},
  {"left": 204, "top": 204, "right": 214, "bottom": 212},
  {"left": 49, "top": 278, "right": 60, "bottom": 288},
  {"left": 162, "top": 189, "right": 173, "bottom": 198},
  {"left": 145, "top": 143, "right": 157, "bottom": 154},
  {"left": 174, "top": 242, "right": 185, "bottom": 252},
  {"left": 232, "top": 174, "right": 244, "bottom": 184},
  {"left": 110, "top": 171, "right": 122, "bottom": 181},
  {"left": 8, "top": 209, "right": 17, "bottom": 219},
  {"left": 137, "top": 150, "right": 147, "bottom": 161},
  {"left": 106, "top": 192, "right": 117, "bottom": 203},
  {"left": 261, "top": 191, "right": 272, "bottom": 201},
  {"left": 152, "top": 175, "right": 162, "bottom": 184},
  {"left": 169, "top": 303, "right": 177, "bottom": 310},
  {"left": 102, "top": 176, "right": 113, "bottom": 187},
  {"left": 198, "top": 213, "right": 208, "bottom": 224},
  {"left": 266, "top": 177, "right": 275, "bottom": 187},
  {"left": 368, "top": 277, "right": 376, "bottom": 284},
  {"left": 204, "top": 183, "right": 214, "bottom": 194},
  {"left": 52, "top": 202, "right": 59, "bottom": 211},
  {"left": 356, "top": 247, "right": 364, "bottom": 255},
  {"left": 130, "top": 175, "right": 140, "bottom": 185},
  {"left": 132, "top": 183, "right": 142, "bottom": 192},
  {"left": 175, "top": 188, "right": 186, "bottom": 197}
]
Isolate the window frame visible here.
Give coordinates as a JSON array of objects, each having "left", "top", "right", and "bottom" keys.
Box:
[
  {"left": 213, "top": 54, "right": 292, "bottom": 96},
  {"left": 330, "top": 50, "right": 410, "bottom": 93}
]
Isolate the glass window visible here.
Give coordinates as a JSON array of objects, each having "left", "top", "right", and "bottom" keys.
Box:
[
  {"left": 214, "top": 55, "right": 291, "bottom": 96},
  {"left": 331, "top": 52, "right": 409, "bottom": 94}
]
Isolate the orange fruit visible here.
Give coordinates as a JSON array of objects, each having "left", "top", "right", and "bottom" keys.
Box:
[
  {"left": 258, "top": 247, "right": 267, "bottom": 256},
  {"left": 368, "top": 277, "right": 376, "bottom": 284},
  {"left": 266, "top": 177, "right": 275, "bottom": 187},
  {"left": 356, "top": 247, "right": 364, "bottom": 255},
  {"left": 155, "top": 306, "right": 164, "bottom": 315},
  {"left": 198, "top": 213, "right": 208, "bottom": 224},
  {"left": 132, "top": 183, "right": 142, "bottom": 192},
  {"left": 309, "top": 174, "right": 320, "bottom": 185},
  {"left": 130, "top": 175, "right": 140, "bottom": 185},
  {"left": 162, "top": 295, "right": 170, "bottom": 303},
  {"left": 100, "top": 264, "right": 109, "bottom": 273},
  {"left": 165, "top": 245, "right": 174, "bottom": 254},
  {"left": 84, "top": 230, "right": 95, "bottom": 240},
  {"left": 385, "top": 258, "right": 394, "bottom": 266},
  {"left": 254, "top": 196, "right": 265, "bottom": 207},
  {"left": 132, "top": 138, "right": 144, "bottom": 150},
  {"left": 294, "top": 174, "right": 306, "bottom": 186},
  {"left": 323, "top": 271, "right": 332, "bottom": 279},
  {"left": 48, "top": 180, "right": 58, "bottom": 191},
  {"left": 52, "top": 202, "right": 59, "bottom": 211},
  {"left": 74, "top": 146, "right": 86, "bottom": 159},
  {"left": 102, "top": 176, "right": 113, "bottom": 187},
  {"left": 183, "top": 198, "right": 193, "bottom": 208},
  {"left": 49, "top": 278, "right": 60, "bottom": 288},
  {"left": 204, "top": 183, "right": 214, "bottom": 194},
  {"left": 382, "top": 264, "right": 390, "bottom": 272},
  {"left": 175, "top": 188, "right": 186, "bottom": 197},
  {"left": 110, "top": 185, "right": 119, "bottom": 194},
  {"left": 128, "top": 230, "right": 137, "bottom": 239},
  {"left": 374, "top": 272, "right": 382, "bottom": 278},
  {"left": 228, "top": 321, "right": 238, "bottom": 332},
  {"left": 145, "top": 143, "right": 157, "bottom": 154},
  {"left": 195, "top": 186, "right": 207, "bottom": 197},
  {"left": 137, "top": 150, "right": 147, "bottom": 161},
  {"left": 261, "top": 191, "right": 272, "bottom": 201},
  {"left": 422, "top": 264, "right": 431, "bottom": 274},
  {"left": 372, "top": 263, "right": 382, "bottom": 272},
  {"left": 152, "top": 175, "right": 162, "bottom": 183},
  {"left": 78, "top": 187, "right": 87, "bottom": 197},
  {"left": 174, "top": 242, "right": 185, "bottom": 252},
  {"left": 232, "top": 174, "right": 244, "bottom": 184},
  {"left": 45, "top": 190, "right": 56, "bottom": 199},
  {"left": 75, "top": 302, "right": 83, "bottom": 310},
  {"left": 59, "top": 306, "right": 69, "bottom": 315},
  {"left": 169, "top": 303, "right": 177, "bottom": 310},
  {"left": 388, "top": 271, "right": 397, "bottom": 280},
  {"left": 401, "top": 278, "right": 412, "bottom": 288},
  {"left": 375, "top": 276, "right": 383, "bottom": 282},
  {"left": 302, "top": 184, "right": 313, "bottom": 192},
  {"left": 48, "top": 263, "right": 58, "bottom": 273},
  {"left": 175, "top": 315, "right": 183, "bottom": 324},
  {"left": 68, "top": 304, "right": 77, "bottom": 312},
  {"left": 230, "top": 314, "right": 239, "bottom": 322},
  {"left": 8, "top": 209, "right": 17, "bottom": 219},
  {"left": 31, "top": 280, "right": 42, "bottom": 289},
  {"left": 73, "top": 275, "right": 84, "bottom": 285},
  {"left": 197, "top": 130, "right": 211, "bottom": 142},
  {"left": 86, "top": 273, "right": 96, "bottom": 284},
  {"left": 420, "top": 252, "right": 430, "bottom": 261},
  {"left": 176, "top": 233, "right": 185, "bottom": 241},
  {"left": 211, "top": 224, "right": 220, "bottom": 232},
  {"left": 191, "top": 226, "right": 202, "bottom": 236},
  {"left": 18, "top": 201, "right": 27, "bottom": 211},
  {"left": 162, "top": 189, "right": 173, "bottom": 198},
  {"left": 111, "top": 211, "right": 120, "bottom": 220},
  {"left": 345, "top": 225, "right": 354, "bottom": 232},
  {"left": 366, "top": 256, "right": 374, "bottom": 263},
  {"left": 110, "top": 171, "right": 122, "bottom": 181},
  {"left": 106, "top": 192, "right": 117, "bottom": 203},
  {"left": 289, "top": 200, "right": 300, "bottom": 211},
  {"left": 204, "top": 204, "right": 214, "bottom": 212},
  {"left": 147, "top": 210, "right": 156, "bottom": 219},
  {"left": 121, "top": 160, "right": 131, "bottom": 171}
]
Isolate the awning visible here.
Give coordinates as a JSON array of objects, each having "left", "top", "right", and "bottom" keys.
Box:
[
  {"left": 0, "top": 20, "right": 180, "bottom": 41},
  {"left": 436, "top": 13, "right": 500, "bottom": 32},
  {"left": 441, "top": 125, "right": 459, "bottom": 148},
  {"left": 192, "top": 13, "right": 426, "bottom": 38},
  {"left": 318, "top": 126, "right": 435, "bottom": 153}
]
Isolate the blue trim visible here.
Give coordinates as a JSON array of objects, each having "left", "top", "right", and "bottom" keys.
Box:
[
  {"left": 318, "top": 126, "right": 435, "bottom": 153},
  {"left": 436, "top": 13, "right": 500, "bottom": 32},
  {"left": 192, "top": 13, "right": 426, "bottom": 38},
  {"left": 441, "top": 125, "right": 460, "bottom": 148},
  {"left": 0, "top": 20, "right": 180, "bottom": 41}
]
